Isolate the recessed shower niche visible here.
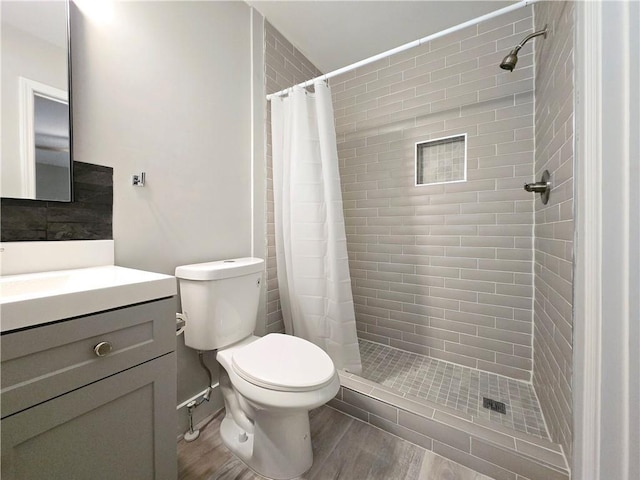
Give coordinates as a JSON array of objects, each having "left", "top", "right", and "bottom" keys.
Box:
[{"left": 415, "top": 134, "right": 467, "bottom": 186}]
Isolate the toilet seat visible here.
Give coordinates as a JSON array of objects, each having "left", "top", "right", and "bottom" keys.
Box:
[{"left": 231, "top": 334, "right": 336, "bottom": 392}]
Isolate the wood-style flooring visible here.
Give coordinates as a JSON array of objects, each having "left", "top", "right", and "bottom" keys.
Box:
[{"left": 177, "top": 406, "right": 493, "bottom": 480}]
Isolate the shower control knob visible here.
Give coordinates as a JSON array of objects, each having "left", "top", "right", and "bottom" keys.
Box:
[
  {"left": 524, "top": 170, "right": 551, "bottom": 205},
  {"left": 524, "top": 182, "right": 548, "bottom": 193},
  {"left": 94, "top": 341, "right": 113, "bottom": 357}
]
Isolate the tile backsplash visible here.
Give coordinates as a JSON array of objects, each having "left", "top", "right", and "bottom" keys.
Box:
[{"left": 1, "top": 161, "right": 113, "bottom": 242}]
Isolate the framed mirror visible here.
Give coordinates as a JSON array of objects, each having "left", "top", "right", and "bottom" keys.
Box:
[{"left": 1, "top": 0, "right": 72, "bottom": 202}]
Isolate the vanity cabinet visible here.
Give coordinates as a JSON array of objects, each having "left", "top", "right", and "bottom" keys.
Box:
[{"left": 0, "top": 297, "right": 177, "bottom": 480}]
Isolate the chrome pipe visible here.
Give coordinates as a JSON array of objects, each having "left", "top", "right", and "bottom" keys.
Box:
[{"left": 500, "top": 25, "right": 548, "bottom": 71}]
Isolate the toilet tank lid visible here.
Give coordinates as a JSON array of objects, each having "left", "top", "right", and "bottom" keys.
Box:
[{"left": 175, "top": 257, "right": 264, "bottom": 280}]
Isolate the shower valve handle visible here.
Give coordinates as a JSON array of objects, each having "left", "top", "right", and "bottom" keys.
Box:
[
  {"left": 524, "top": 170, "right": 551, "bottom": 205},
  {"left": 523, "top": 182, "right": 548, "bottom": 193}
]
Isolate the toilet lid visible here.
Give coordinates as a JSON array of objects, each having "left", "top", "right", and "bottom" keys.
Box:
[{"left": 231, "top": 334, "right": 336, "bottom": 392}]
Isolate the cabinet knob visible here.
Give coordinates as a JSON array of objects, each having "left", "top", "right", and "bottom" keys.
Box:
[{"left": 94, "top": 341, "right": 113, "bottom": 357}]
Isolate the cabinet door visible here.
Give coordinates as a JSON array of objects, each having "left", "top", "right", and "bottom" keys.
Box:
[{"left": 1, "top": 353, "right": 177, "bottom": 480}]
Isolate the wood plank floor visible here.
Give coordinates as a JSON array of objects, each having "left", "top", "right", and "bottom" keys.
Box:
[{"left": 177, "top": 406, "right": 493, "bottom": 480}]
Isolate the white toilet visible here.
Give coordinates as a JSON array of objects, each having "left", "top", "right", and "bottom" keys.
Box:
[{"left": 175, "top": 257, "right": 340, "bottom": 480}]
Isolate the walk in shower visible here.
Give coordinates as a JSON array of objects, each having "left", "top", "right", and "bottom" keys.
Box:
[{"left": 264, "top": 0, "right": 574, "bottom": 477}]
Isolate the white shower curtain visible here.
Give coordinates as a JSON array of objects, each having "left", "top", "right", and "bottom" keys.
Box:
[{"left": 271, "top": 81, "right": 362, "bottom": 374}]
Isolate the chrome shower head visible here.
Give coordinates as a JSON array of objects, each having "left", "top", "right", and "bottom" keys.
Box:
[
  {"left": 499, "top": 24, "right": 548, "bottom": 71},
  {"left": 500, "top": 49, "right": 520, "bottom": 71}
]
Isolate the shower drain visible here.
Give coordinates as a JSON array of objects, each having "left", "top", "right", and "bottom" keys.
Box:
[{"left": 482, "top": 397, "right": 507, "bottom": 414}]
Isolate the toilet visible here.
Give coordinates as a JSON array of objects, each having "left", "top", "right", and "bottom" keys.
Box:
[{"left": 175, "top": 257, "right": 340, "bottom": 480}]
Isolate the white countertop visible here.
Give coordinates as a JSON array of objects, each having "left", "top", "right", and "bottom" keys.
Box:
[{"left": 0, "top": 265, "right": 177, "bottom": 333}]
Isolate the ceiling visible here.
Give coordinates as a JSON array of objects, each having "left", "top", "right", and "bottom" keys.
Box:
[{"left": 248, "top": 1, "right": 515, "bottom": 74}]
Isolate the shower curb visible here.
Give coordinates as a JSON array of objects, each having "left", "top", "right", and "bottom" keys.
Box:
[{"left": 329, "top": 372, "right": 570, "bottom": 480}]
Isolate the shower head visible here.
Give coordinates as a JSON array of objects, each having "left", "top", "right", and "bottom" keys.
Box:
[
  {"left": 500, "top": 49, "right": 520, "bottom": 71},
  {"left": 499, "top": 25, "right": 548, "bottom": 71}
]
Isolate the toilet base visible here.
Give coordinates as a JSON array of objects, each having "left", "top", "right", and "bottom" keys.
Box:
[{"left": 219, "top": 408, "right": 313, "bottom": 480}]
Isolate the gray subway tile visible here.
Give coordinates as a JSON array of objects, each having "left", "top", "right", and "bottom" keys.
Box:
[
  {"left": 447, "top": 76, "right": 496, "bottom": 99},
  {"left": 434, "top": 411, "right": 516, "bottom": 450},
  {"left": 434, "top": 442, "right": 517, "bottom": 480},
  {"left": 446, "top": 41, "right": 497, "bottom": 67},
  {"left": 459, "top": 333, "right": 515, "bottom": 355},
  {"left": 367, "top": 324, "right": 404, "bottom": 340},
  {"left": 431, "top": 58, "right": 479, "bottom": 82},
  {"left": 398, "top": 410, "right": 471, "bottom": 452},
  {"left": 495, "top": 352, "right": 532, "bottom": 371},
  {"left": 429, "top": 317, "right": 477, "bottom": 335},
  {"left": 477, "top": 360, "right": 531, "bottom": 381},
  {"left": 515, "top": 439, "right": 568, "bottom": 470},
  {"left": 389, "top": 310, "right": 429, "bottom": 326},
  {"left": 444, "top": 341, "right": 496, "bottom": 363},
  {"left": 444, "top": 310, "right": 495, "bottom": 328},
  {"left": 478, "top": 292, "right": 532, "bottom": 310},
  {"left": 445, "top": 278, "right": 496, "bottom": 294},
  {"left": 378, "top": 317, "right": 420, "bottom": 334},
  {"left": 414, "top": 325, "right": 460, "bottom": 343},
  {"left": 389, "top": 338, "right": 431, "bottom": 356},
  {"left": 477, "top": 326, "right": 531, "bottom": 346},
  {"left": 415, "top": 42, "right": 461, "bottom": 66},
  {"left": 342, "top": 389, "right": 398, "bottom": 423},
  {"left": 444, "top": 246, "right": 497, "bottom": 259},
  {"left": 429, "top": 286, "right": 478, "bottom": 302},
  {"left": 327, "top": 398, "right": 369, "bottom": 423},
  {"left": 339, "top": 375, "right": 375, "bottom": 395},
  {"left": 402, "top": 332, "right": 446, "bottom": 350},
  {"left": 471, "top": 439, "right": 569, "bottom": 480},
  {"left": 429, "top": 348, "right": 478, "bottom": 369}
]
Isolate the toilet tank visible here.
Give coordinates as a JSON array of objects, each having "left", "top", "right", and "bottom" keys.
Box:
[{"left": 175, "top": 257, "right": 264, "bottom": 351}]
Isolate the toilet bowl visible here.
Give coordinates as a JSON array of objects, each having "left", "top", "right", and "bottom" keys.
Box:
[
  {"left": 216, "top": 334, "right": 339, "bottom": 479},
  {"left": 175, "top": 258, "right": 340, "bottom": 479}
]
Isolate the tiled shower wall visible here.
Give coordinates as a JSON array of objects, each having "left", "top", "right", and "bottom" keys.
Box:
[
  {"left": 330, "top": 8, "right": 536, "bottom": 381},
  {"left": 532, "top": 1, "right": 574, "bottom": 464},
  {"left": 264, "top": 21, "right": 322, "bottom": 334}
]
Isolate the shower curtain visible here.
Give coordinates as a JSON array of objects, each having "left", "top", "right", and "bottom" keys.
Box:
[{"left": 271, "top": 81, "right": 362, "bottom": 374}]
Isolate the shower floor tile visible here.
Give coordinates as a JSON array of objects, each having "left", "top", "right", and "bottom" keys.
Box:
[{"left": 359, "top": 340, "right": 549, "bottom": 439}]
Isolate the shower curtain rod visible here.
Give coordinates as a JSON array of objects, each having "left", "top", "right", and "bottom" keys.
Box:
[{"left": 266, "top": 0, "right": 539, "bottom": 101}]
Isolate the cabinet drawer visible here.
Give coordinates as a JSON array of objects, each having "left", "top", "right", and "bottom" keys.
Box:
[{"left": 1, "top": 297, "right": 175, "bottom": 418}]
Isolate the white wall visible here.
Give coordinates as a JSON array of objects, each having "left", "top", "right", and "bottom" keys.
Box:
[
  {"left": 251, "top": 8, "right": 267, "bottom": 337},
  {"left": 597, "top": 1, "right": 639, "bottom": 477},
  {"left": 70, "top": 0, "right": 256, "bottom": 430},
  {"left": 574, "top": 1, "right": 640, "bottom": 478},
  {"left": 1, "top": 23, "right": 67, "bottom": 198}
]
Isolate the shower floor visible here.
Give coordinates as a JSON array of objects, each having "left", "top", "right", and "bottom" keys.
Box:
[{"left": 358, "top": 340, "right": 549, "bottom": 439}]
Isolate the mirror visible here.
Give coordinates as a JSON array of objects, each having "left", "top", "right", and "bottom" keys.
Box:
[{"left": 1, "top": 0, "right": 72, "bottom": 202}]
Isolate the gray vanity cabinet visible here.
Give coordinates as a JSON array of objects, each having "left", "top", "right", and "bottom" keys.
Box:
[{"left": 0, "top": 298, "right": 177, "bottom": 480}]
